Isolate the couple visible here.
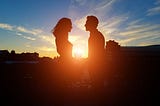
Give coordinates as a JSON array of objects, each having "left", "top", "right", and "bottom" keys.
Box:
[
  {"left": 52, "top": 15, "right": 105, "bottom": 62},
  {"left": 52, "top": 15, "right": 105, "bottom": 89}
]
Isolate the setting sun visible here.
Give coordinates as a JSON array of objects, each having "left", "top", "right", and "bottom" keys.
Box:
[{"left": 72, "top": 46, "right": 87, "bottom": 58}]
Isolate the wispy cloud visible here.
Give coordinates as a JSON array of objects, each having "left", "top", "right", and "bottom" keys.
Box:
[
  {"left": 120, "top": 24, "right": 160, "bottom": 36},
  {"left": 74, "top": 16, "right": 86, "bottom": 31},
  {"left": 16, "top": 26, "right": 43, "bottom": 35},
  {"left": 147, "top": 6, "right": 160, "bottom": 16},
  {"left": 94, "top": 0, "right": 117, "bottom": 16},
  {"left": 127, "top": 19, "right": 143, "bottom": 26},
  {"left": 69, "top": 0, "right": 118, "bottom": 20},
  {"left": 71, "top": 0, "right": 87, "bottom": 6},
  {"left": 147, "top": 0, "right": 160, "bottom": 16},
  {"left": 99, "top": 15, "right": 128, "bottom": 34},
  {"left": 0, "top": 23, "right": 37, "bottom": 41},
  {"left": 37, "top": 46, "right": 54, "bottom": 52},
  {"left": 0, "top": 23, "right": 14, "bottom": 30},
  {"left": 0, "top": 23, "right": 43, "bottom": 36},
  {"left": 118, "top": 21, "right": 160, "bottom": 45},
  {"left": 16, "top": 32, "right": 36, "bottom": 41},
  {"left": 155, "top": 0, "right": 160, "bottom": 5},
  {"left": 24, "top": 42, "right": 31, "bottom": 48},
  {"left": 0, "top": 22, "right": 53, "bottom": 44},
  {"left": 39, "top": 34, "right": 54, "bottom": 45}
]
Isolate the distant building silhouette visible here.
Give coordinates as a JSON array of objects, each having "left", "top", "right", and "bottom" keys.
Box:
[
  {"left": 0, "top": 50, "right": 9, "bottom": 55},
  {"left": 105, "top": 41, "right": 160, "bottom": 62},
  {"left": 11, "top": 50, "right": 16, "bottom": 55},
  {"left": 0, "top": 50, "right": 39, "bottom": 63},
  {"left": 0, "top": 50, "right": 10, "bottom": 62},
  {"left": 106, "top": 40, "right": 120, "bottom": 55}
]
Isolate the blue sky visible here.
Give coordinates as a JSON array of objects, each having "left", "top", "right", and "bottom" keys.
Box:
[{"left": 0, "top": 0, "right": 160, "bottom": 58}]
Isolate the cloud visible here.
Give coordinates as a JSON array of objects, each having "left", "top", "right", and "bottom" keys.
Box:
[
  {"left": 0, "top": 23, "right": 43, "bottom": 36},
  {"left": 99, "top": 15, "right": 128, "bottom": 33},
  {"left": 17, "top": 34, "right": 36, "bottom": 41},
  {"left": 24, "top": 42, "right": 31, "bottom": 48},
  {"left": 155, "top": 0, "right": 160, "bottom": 5},
  {"left": 118, "top": 21, "right": 160, "bottom": 45},
  {"left": 16, "top": 26, "right": 43, "bottom": 35},
  {"left": 74, "top": 16, "right": 86, "bottom": 31},
  {"left": 127, "top": 19, "right": 143, "bottom": 26},
  {"left": 0, "top": 23, "right": 38, "bottom": 41},
  {"left": 147, "top": 6, "right": 160, "bottom": 16},
  {"left": 16, "top": 32, "right": 36, "bottom": 41},
  {"left": 147, "top": 0, "right": 160, "bottom": 16},
  {"left": 16, "top": 26, "right": 54, "bottom": 45},
  {"left": 37, "top": 46, "right": 54, "bottom": 52},
  {"left": 94, "top": 0, "right": 117, "bottom": 16},
  {"left": 15, "top": 27, "right": 53, "bottom": 44},
  {"left": 118, "top": 37, "right": 138, "bottom": 45},
  {"left": 0, "top": 22, "right": 54, "bottom": 44},
  {"left": 69, "top": 0, "right": 117, "bottom": 19},
  {"left": 39, "top": 34, "right": 54, "bottom": 45},
  {"left": 72, "top": 0, "right": 87, "bottom": 6},
  {"left": 0, "top": 23, "right": 14, "bottom": 30},
  {"left": 16, "top": 33, "right": 22, "bottom": 36},
  {"left": 120, "top": 24, "right": 160, "bottom": 36},
  {"left": 22, "top": 36, "right": 36, "bottom": 41}
]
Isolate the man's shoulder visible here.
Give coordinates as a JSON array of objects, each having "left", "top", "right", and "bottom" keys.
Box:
[{"left": 90, "top": 30, "right": 105, "bottom": 40}]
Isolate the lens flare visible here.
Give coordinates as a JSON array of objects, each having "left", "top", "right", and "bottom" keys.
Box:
[{"left": 72, "top": 47, "right": 84, "bottom": 58}]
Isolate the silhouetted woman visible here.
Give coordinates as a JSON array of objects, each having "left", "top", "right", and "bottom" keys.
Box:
[
  {"left": 52, "top": 18, "right": 73, "bottom": 61},
  {"left": 52, "top": 18, "right": 74, "bottom": 104}
]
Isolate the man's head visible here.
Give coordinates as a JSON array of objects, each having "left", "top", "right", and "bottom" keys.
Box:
[{"left": 85, "top": 15, "right": 99, "bottom": 31}]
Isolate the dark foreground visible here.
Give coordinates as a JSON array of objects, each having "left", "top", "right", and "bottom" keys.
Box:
[{"left": 0, "top": 57, "right": 160, "bottom": 106}]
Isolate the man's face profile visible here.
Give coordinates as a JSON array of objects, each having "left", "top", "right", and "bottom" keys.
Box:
[{"left": 85, "top": 19, "right": 92, "bottom": 31}]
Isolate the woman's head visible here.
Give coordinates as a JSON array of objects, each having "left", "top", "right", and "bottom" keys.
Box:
[{"left": 52, "top": 18, "right": 72, "bottom": 37}]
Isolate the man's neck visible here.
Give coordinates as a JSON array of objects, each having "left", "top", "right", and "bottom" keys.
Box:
[{"left": 90, "top": 28, "right": 98, "bottom": 35}]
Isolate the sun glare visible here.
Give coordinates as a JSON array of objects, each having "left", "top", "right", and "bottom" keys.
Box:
[{"left": 72, "top": 46, "right": 85, "bottom": 58}]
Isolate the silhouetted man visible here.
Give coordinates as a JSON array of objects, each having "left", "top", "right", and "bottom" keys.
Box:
[
  {"left": 85, "top": 16, "right": 105, "bottom": 61},
  {"left": 85, "top": 15, "right": 105, "bottom": 90}
]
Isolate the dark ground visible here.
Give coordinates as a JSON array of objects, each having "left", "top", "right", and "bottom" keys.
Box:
[{"left": 0, "top": 56, "right": 160, "bottom": 106}]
